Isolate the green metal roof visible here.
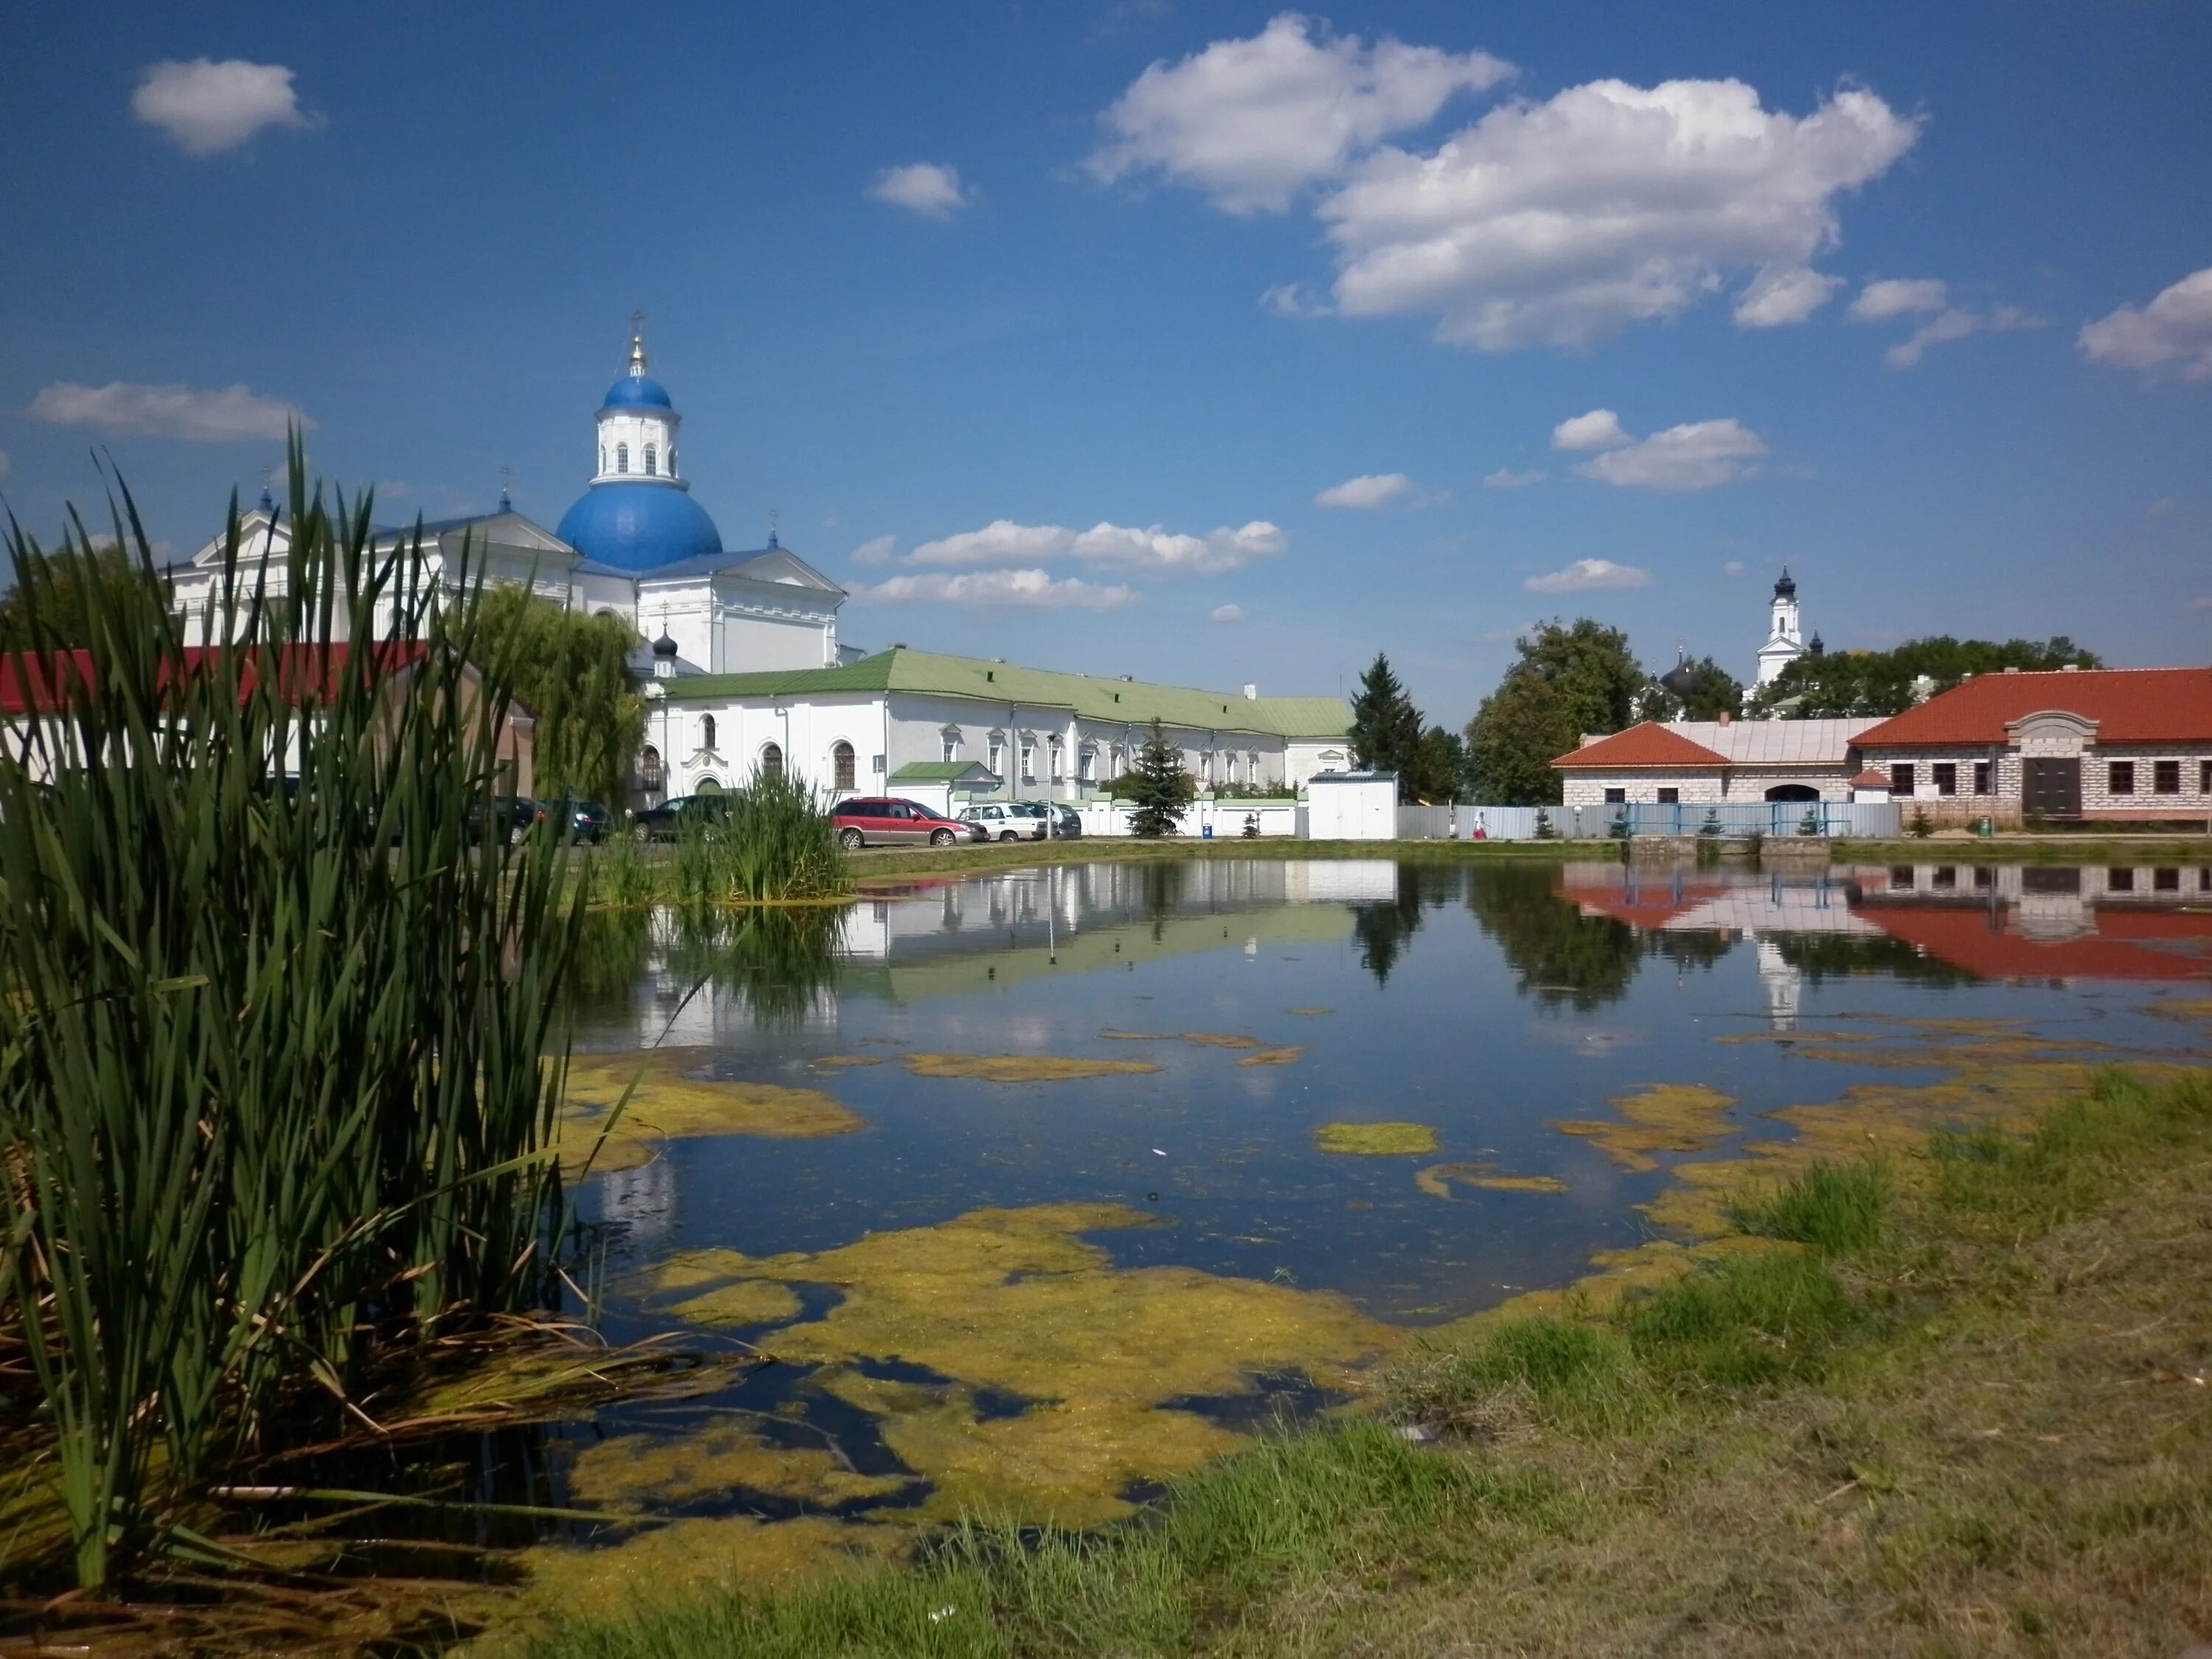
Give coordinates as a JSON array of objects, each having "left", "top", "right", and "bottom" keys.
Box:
[
  {"left": 658, "top": 648, "right": 1348, "bottom": 740},
  {"left": 889, "top": 760, "right": 999, "bottom": 783}
]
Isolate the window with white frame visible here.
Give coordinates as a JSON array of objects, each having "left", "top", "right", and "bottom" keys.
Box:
[
  {"left": 643, "top": 442, "right": 658, "bottom": 476},
  {"left": 1048, "top": 737, "right": 1063, "bottom": 782},
  {"left": 987, "top": 731, "right": 1004, "bottom": 776},
  {"left": 759, "top": 741, "right": 783, "bottom": 779},
  {"left": 941, "top": 726, "right": 961, "bottom": 764},
  {"left": 700, "top": 713, "right": 717, "bottom": 751},
  {"left": 1020, "top": 740, "right": 1035, "bottom": 783},
  {"left": 1078, "top": 743, "right": 1096, "bottom": 783},
  {"left": 616, "top": 442, "right": 630, "bottom": 474},
  {"left": 832, "top": 741, "right": 856, "bottom": 791}
]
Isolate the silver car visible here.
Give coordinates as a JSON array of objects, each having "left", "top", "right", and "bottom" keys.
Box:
[{"left": 960, "top": 801, "right": 1052, "bottom": 842}]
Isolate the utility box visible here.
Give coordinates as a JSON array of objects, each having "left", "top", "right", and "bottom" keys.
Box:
[{"left": 1304, "top": 771, "right": 1397, "bottom": 841}]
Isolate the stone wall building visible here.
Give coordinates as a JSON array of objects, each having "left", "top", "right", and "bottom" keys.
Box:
[{"left": 1553, "top": 717, "right": 1879, "bottom": 806}]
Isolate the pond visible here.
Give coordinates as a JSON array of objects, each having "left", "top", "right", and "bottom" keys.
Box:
[{"left": 507, "top": 855, "right": 2212, "bottom": 1616}]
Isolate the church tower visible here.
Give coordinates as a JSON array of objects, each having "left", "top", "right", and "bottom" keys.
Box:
[
  {"left": 1754, "top": 568, "right": 1806, "bottom": 688},
  {"left": 555, "top": 316, "right": 726, "bottom": 571}
]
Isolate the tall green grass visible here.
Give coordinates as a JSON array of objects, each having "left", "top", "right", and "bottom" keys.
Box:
[
  {"left": 0, "top": 443, "right": 585, "bottom": 1586},
  {"left": 667, "top": 768, "right": 846, "bottom": 905}
]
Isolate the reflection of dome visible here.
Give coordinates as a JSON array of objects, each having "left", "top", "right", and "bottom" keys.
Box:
[
  {"left": 601, "top": 375, "right": 672, "bottom": 411},
  {"left": 556, "top": 483, "right": 722, "bottom": 571}
]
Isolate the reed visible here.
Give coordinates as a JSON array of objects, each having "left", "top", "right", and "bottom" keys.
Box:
[
  {"left": 667, "top": 768, "right": 847, "bottom": 905},
  {"left": 0, "top": 442, "right": 586, "bottom": 1587}
]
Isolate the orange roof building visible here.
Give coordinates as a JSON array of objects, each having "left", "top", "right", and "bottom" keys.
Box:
[
  {"left": 1551, "top": 717, "right": 1877, "bottom": 808},
  {"left": 1855, "top": 667, "right": 2212, "bottom": 824}
]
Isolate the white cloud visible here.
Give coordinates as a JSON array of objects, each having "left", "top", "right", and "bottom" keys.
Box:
[
  {"left": 1885, "top": 304, "right": 2040, "bottom": 369},
  {"left": 1733, "top": 264, "right": 1842, "bottom": 328},
  {"left": 2147, "top": 498, "right": 2177, "bottom": 517},
  {"left": 1315, "top": 471, "right": 1412, "bottom": 508},
  {"left": 131, "top": 59, "right": 312, "bottom": 156},
  {"left": 1482, "top": 467, "right": 1545, "bottom": 489},
  {"left": 905, "top": 518, "right": 1285, "bottom": 577},
  {"left": 866, "top": 161, "right": 975, "bottom": 220},
  {"left": 29, "top": 380, "right": 308, "bottom": 442},
  {"left": 1722, "top": 559, "right": 1745, "bottom": 575},
  {"left": 1848, "top": 277, "right": 1948, "bottom": 321},
  {"left": 1317, "top": 78, "right": 1918, "bottom": 349},
  {"left": 1259, "top": 282, "right": 1330, "bottom": 317},
  {"left": 1551, "top": 408, "right": 1630, "bottom": 451},
  {"left": 848, "top": 569, "right": 1139, "bottom": 610},
  {"left": 849, "top": 535, "right": 897, "bottom": 566},
  {"left": 1088, "top": 13, "right": 1512, "bottom": 215},
  {"left": 1209, "top": 603, "right": 1247, "bottom": 623},
  {"left": 1523, "top": 558, "right": 1652, "bottom": 594},
  {"left": 1573, "top": 418, "right": 1767, "bottom": 492},
  {"left": 2079, "top": 265, "right": 2212, "bottom": 380}
]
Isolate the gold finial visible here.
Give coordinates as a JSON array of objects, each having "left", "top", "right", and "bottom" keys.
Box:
[{"left": 627, "top": 309, "right": 647, "bottom": 374}]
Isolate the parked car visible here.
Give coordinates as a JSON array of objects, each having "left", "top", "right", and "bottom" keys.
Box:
[
  {"left": 1050, "top": 804, "right": 1083, "bottom": 840},
  {"left": 544, "top": 795, "right": 612, "bottom": 843},
  {"left": 466, "top": 794, "right": 548, "bottom": 846},
  {"left": 832, "top": 797, "right": 987, "bottom": 848},
  {"left": 958, "top": 801, "right": 1053, "bottom": 841},
  {"left": 633, "top": 793, "right": 732, "bottom": 841}
]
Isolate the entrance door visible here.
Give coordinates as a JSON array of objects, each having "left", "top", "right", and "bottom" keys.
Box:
[{"left": 2023, "top": 757, "right": 2080, "bottom": 818}]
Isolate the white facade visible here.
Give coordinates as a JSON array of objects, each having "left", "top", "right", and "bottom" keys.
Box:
[{"left": 1753, "top": 570, "right": 1806, "bottom": 688}]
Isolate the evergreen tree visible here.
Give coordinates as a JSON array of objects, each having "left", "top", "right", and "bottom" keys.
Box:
[
  {"left": 1124, "top": 717, "right": 1195, "bottom": 838},
  {"left": 1348, "top": 651, "right": 1427, "bottom": 800},
  {"left": 1464, "top": 619, "right": 1644, "bottom": 804}
]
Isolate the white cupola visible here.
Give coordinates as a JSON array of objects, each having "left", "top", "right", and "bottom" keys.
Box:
[{"left": 591, "top": 318, "right": 684, "bottom": 487}]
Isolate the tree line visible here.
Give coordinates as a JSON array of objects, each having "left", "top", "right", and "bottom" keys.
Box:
[{"left": 1346, "top": 623, "right": 2098, "bottom": 807}]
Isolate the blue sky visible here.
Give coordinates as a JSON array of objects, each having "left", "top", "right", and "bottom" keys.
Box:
[{"left": 4, "top": 1, "right": 2209, "bottom": 720}]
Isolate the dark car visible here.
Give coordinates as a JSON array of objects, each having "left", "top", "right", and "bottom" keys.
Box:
[
  {"left": 632, "top": 793, "right": 734, "bottom": 841},
  {"left": 1049, "top": 804, "right": 1083, "bottom": 840},
  {"left": 466, "top": 794, "right": 548, "bottom": 846},
  {"left": 830, "top": 797, "right": 987, "bottom": 848},
  {"left": 545, "top": 795, "right": 612, "bottom": 843}
]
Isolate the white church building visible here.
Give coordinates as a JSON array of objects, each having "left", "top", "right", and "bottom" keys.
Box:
[
  {"left": 164, "top": 324, "right": 1350, "bottom": 808},
  {"left": 165, "top": 324, "right": 855, "bottom": 679}
]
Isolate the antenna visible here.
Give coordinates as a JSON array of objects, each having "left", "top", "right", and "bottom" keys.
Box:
[
  {"left": 768, "top": 508, "right": 781, "bottom": 549},
  {"left": 498, "top": 465, "right": 513, "bottom": 511}
]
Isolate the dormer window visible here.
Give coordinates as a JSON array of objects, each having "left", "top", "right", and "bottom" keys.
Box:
[
  {"left": 643, "top": 443, "right": 658, "bottom": 477},
  {"left": 616, "top": 442, "right": 630, "bottom": 474}
]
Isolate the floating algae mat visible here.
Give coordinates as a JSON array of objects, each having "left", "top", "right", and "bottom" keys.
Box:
[
  {"left": 528, "top": 857, "right": 2212, "bottom": 1599},
  {"left": 561, "top": 1048, "right": 863, "bottom": 1172},
  {"left": 635, "top": 1203, "right": 1396, "bottom": 1526},
  {"left": 1315, "top": 1121, "right": 1439, "bottom": 1156}
]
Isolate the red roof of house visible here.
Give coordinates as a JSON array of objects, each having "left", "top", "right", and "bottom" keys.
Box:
[
  {"left": 0, "top": 643, "right": 431, "bottom": 716},
  {"left": 1851, "top": 769, "right": 1891, "bottom": 787},
  {"left": 1551, "top": 721, "right": 1731, "bottom": 770},
  {"left": 1855, "top": 667, "right": 2212, "bottom": 749}
]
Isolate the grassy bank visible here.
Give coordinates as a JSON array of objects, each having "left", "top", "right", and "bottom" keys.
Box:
[
  {"left": 831, "top": 835, "right": 1591, "bottom": 880},
  {"left": 516, "top": 1065, "right": 2212, "bottom": 1658},
  {"left": 1832, "top": 835, "right": 2212, "bottom": 863}
]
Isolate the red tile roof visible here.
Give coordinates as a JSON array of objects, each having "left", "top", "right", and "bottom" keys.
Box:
[
  {"left": 0, "top": 643, "right": 431, "bottom": 716},
  {"left": 1551, "top": 721, "right": 1731, "bottom": 769},
  {"left": 1855, "top": 667, "right": 2212, "bottom": 749},
  {"left": 1851, "top": 769, "right": 1891, "bottom": 787}
]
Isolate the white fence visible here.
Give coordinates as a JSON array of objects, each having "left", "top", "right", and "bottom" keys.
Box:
[
  {"left": 1071, "top": 799, "right": 1301, "bottom": 839},
  {"left": 1394, "top": 800, "right": 1903, "bottom": 841}
]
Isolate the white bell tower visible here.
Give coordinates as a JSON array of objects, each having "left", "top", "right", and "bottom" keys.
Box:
[
  {"left": 591, "top": 314, "right": 685, "bottom": 487},
  {"left": 1754, "top": 568, "right": 1807, "bottom": 688}
]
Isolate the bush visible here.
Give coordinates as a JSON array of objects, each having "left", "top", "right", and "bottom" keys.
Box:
[
  {"left": 1622, "top": 1253, "right": 1857, "bottom": 1388},
  {"left": 1728, "top": 1159, "right": 1891, "bottom": 1255}
]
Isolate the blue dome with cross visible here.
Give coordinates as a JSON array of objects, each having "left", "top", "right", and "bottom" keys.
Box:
[{"left": 557, "top": 319, "right": 723, "bottom": 571}]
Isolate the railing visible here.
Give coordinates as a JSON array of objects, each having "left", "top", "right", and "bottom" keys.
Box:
[{"left": 1393, "top": 801, "right": 1902, "bottom": 841}]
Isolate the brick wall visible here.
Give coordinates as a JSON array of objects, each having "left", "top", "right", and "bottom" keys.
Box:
[{"left": 1863, "top": 743, "right": 2212, "bottom": 825}]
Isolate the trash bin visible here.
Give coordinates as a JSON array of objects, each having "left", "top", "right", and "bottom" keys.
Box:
[
  {"left": 1200, "top": 822, "right": 1214, "bottom": 840},
  {"left": 1975, "top": 816, "right": 1994, "bottom": 838}
]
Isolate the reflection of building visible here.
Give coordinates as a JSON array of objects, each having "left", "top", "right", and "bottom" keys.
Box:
[
  {"left": 1855, "top": 667, "right": 2212, "bottom": 827},
  {"left": 1844, "top": 861, "right": 2212, "bottom": 980},
  {"left": 1553, "top": 717, "right": 1879, "bottom": 807},
  {"left": 1755, "top": 937, "right": 1803, "bottom": 1029}
]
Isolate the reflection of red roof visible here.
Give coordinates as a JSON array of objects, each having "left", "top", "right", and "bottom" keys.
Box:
[
  {"left": 1859, "top": 902, "right": 2212, "bottom": 982},
  {"left": 1857, "top": 667, "right": 2212, "bottom": 748},
  {"left": 1851, "top": 769, "right": 1890, "bottom": 787},
  {"left": 1554, "top": 871, "right": 1735, "bottom": 928},
  {"left": 0, "top": 644, "right": 431, "bottom": 716},
  {"left": 1552, "top": 722, "right": 1731, "bottom": 769}
]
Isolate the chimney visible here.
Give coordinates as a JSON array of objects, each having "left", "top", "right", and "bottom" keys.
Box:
[{"left": 1242, "top": 683, "right": 1258, "bottom": 700}]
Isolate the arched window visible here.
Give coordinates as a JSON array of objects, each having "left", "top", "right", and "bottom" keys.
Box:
[
  {"left": 694, "top": 775, "right": 723, "bottom": 796},
  {"left": 760, "top": 742, "right": 784, "bottom": 779},
  {"left": 700, "top": 714, "right": 717, "bottom": 751},
  {"left": 832, "top": 741, "right": 856, "bottom": 791},
  {"left": 616, "top": 442, "right": 630, "bottom": 474},
  {"left": 643, "top": 442, "right": 658, "bottom": 476},
  {"left": 639, "top": 744, "right": 664, "bottom": 791}
]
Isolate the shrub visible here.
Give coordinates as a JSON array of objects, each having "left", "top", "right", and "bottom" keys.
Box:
[{"left": 1728, "top": 1159, "right": 1891, "bottom": 1256}]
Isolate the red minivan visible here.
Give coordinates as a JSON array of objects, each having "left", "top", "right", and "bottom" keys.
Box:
[{"left": 830, "top": 797, "right": 986, "bottom": 848}]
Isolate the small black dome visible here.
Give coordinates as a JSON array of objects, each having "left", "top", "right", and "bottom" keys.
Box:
[
  {"left": 652, "top": 629, "right": 678, "bottom": 658},
  {"left": 1773, "top": 566, "right": 1797, "bottom": 599},
  {"left": 1659, "top": 660, "right": 1701, "bottom": 697}
]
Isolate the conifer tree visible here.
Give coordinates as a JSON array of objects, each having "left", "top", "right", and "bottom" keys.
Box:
[
  {"left": 1348, "top": 652, "right": 1425, "bottom": 799},
  {"left": 1124, "top": 717, "right": 1195, "bottom": 838}
]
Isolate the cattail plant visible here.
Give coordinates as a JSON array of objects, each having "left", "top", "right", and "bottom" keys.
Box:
[{"left": 0, "top": 440, "right": 586, "bottom": 1587}]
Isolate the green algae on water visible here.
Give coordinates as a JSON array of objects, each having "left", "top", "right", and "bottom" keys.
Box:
[
  {"left": 561, "top": 1047, "right": 865, "bottom": 1173},
  {"left": 643, "top": 1203, "right": 1396, "bottom": 1526},
  {"left": 1238, "top": 1046, "right": 1304, "bottom": 1068},
  {"left": 567, "top": 1421, "right": 912, "bottom": 1511},
  {"left": 1314, "top": 1121, "right": 1439, "bottom": 1156},
  {"left": 1414, "top": 1161, "right": 1565, "bottom": 1198},
  {"left": 1548, "top": 1083, "right": 1737, "bottom": 1172}
]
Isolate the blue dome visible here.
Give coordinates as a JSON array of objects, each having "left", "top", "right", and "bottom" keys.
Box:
[
  {"left": 601, "top": 375, "right": 673, "bottom": 411},
  {"left": 556, "top": 483, "right": 722, "bottom": 571}
]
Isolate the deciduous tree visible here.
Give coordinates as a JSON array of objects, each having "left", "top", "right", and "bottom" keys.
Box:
[
  {"left": 1464, "top": 620, "right": 1644, "bottom": 804},
  {"left": 476, "top": 588, "right": 646, "bottom": 810}
]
